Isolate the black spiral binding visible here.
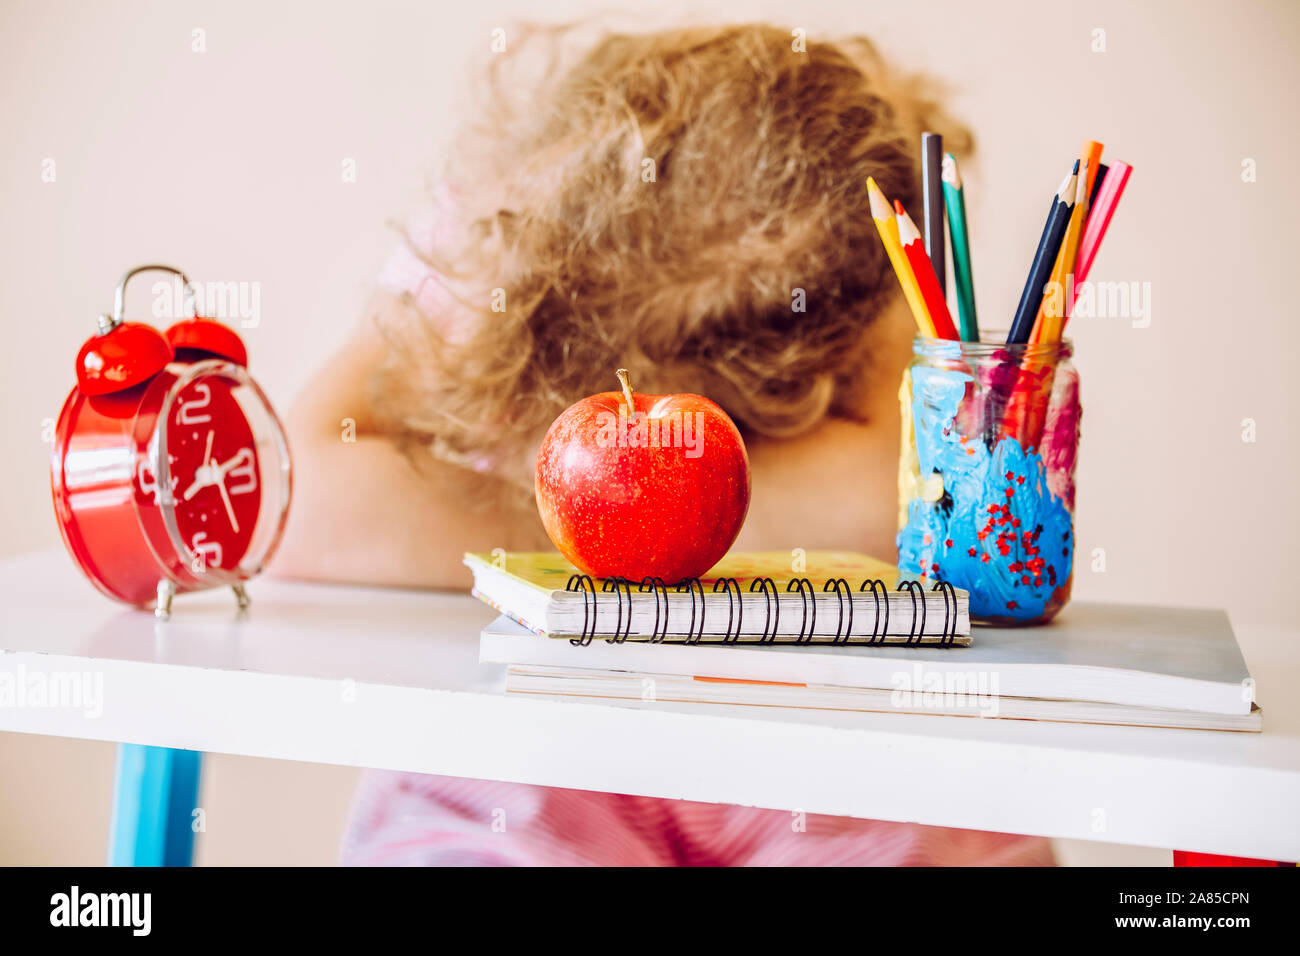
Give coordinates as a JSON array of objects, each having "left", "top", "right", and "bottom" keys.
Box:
[
  {"left": 560, "top": 571, "right": 958, "bottom": 645},
  {"left": 603, "top": 576, "right": 634, "bottom": 644},
  {"left": 932, "top": 580, "right": 958, "bottom": 647},
  {"left": 565, "top": 573, "right": 597, "bottom": 646},
  {"left": 823, "top": 578, "right": 852, "bottom": 645},
  {"left": 749, "top": 577, "right": 780, "bottom": 644},
  {"left": 712, "top": 577, "right": 743, "bottom": 643},
  {"left": 638, "top": 577, "right": 670, "bottom": 644},
  {"left": 786, "top": 578, "right": 816, "bottom": 644},
  {"left": 676, "top": 578, "right": 707, "bottom": 644},
  {"left": 896, "top": 580, "right": 927, "bottom": 646},
  {"left": 860, "top": 579, "right": 889, "bottom": 645}
]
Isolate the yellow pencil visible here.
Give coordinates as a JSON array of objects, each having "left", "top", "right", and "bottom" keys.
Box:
[{"left": 868, "top": 177, "right": 935, "bottom": 337}]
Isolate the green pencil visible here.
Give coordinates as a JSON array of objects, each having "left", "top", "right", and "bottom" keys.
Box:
[{"left": 941, "top": 153, "right": 979, "bottom": 341}]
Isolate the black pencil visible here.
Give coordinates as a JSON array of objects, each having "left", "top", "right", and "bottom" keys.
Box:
[
  {"left": 1006, "top": 161, "right": 1078, "bottom": 345},
  {"left": 1089, "top": 162, "right": 1109, "bottom": 210},
  {"left": 922, "top": 132, "right": 945, "bottom": 293}
]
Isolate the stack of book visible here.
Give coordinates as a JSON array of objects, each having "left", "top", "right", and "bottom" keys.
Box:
[{"left": 467, "top": 551, "right": 1261, "bottom": 732}]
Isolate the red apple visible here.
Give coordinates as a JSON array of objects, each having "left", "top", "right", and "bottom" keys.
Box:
[{"left": 536, "top": 369, "right": 751, "bottom": 582}]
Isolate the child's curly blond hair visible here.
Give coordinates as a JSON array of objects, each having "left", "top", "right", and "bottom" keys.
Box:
[{"left": 375, "top": 21, "right": 970, "bottom": 494}]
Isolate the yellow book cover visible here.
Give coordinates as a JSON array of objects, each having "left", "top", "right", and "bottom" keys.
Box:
[{"left": 466, "top": 550, "right": 906, "bottom": 593}]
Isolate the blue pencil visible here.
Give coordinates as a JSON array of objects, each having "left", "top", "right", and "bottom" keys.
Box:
[{"left": 1006, "top": 161, "right": 1078, "bottom": 345}]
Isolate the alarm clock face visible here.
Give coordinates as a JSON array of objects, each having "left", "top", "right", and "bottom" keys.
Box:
[
  {"left": 162, "top": 375, "right": 263, "bottom": 572},
  {"left": 144, "top": 360, "right": 290, "bottom": 585}
]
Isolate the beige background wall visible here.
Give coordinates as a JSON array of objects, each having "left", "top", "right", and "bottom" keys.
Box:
[{"left": 2, "top": 0, "right": 1296, "bottom": 865}]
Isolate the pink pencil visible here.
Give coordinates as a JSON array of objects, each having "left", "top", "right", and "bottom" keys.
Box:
[{"left": 1075, "top": 160, "right": 1132, "bottom": 285}]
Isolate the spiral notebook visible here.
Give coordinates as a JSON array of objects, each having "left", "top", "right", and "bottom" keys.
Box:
[{"left": 464, "top": 551, "right": 970, "bottom": 645}]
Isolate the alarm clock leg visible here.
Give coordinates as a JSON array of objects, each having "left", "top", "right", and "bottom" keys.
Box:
[
  {"left": 155, "top": 579, "right": 175, "bottom": 621},
  {"left": 233, "top": 582, "right": 250, "bottom": 612}
]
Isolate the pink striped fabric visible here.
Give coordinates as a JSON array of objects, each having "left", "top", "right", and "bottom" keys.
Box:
[
  {"left": 351, "top": 209, "right": 1056, "bottom": 866},
  {"left": 341, "top": 772, "right": 1054, "bottom": 866}
]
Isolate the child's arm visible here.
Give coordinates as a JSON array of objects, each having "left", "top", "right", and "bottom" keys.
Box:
[{"left": 272, "top": 296, "right": 545, "bottom": 590}]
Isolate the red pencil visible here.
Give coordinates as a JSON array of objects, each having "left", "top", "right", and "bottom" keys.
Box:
[{"left": 895, "top": 200, "right": 960, "bottom": 340}]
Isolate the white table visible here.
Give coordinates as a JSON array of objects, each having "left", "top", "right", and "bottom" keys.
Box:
[{"left": 2, "top": 549, "right": 1298, "bottom": 861}]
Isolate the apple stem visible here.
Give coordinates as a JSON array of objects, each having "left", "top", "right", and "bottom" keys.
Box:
[{"left": 615, "top": 368, "right": 635, "bottom": 410}]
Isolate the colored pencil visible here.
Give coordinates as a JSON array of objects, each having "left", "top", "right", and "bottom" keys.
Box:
[
  {"left": 941, "top": 152, "right": 979, "bottom": 341},
  {"left": 1000, "top": 162, "right": 1090, "bottom": 446},
  {"left": 922, "top": 132, "right": 946, "bottom": 293},
  {"left": 1089, "top": 162, "right": 1109, "bottom": 210},
  {"left": 1030, "top": 159, "right": 1090, "bottom": 344},
  {"left": 1080, "top": 140, "right": 1104, "bottom": 201},
  {"left": 1006, "top": 162, "right": 1078, "bottom": 344},
  {"left": 867, "top": 177, "right": 935, "bottom": 337},
  {"left": 896, "top": 200, "right": 961, "bottom": 340},
  {"left": 1076, "top": 160, "right": 1132, "bottom": 286},
  {"left": 1002, "top": 162, "right": 1092, "bottom": 445}
]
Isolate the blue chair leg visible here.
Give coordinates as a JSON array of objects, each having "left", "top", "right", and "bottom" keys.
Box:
[{"left": 108, "top": 744, "right": 203, "bottom": 867}]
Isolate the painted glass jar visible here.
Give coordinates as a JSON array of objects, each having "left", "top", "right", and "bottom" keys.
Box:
[{"left": 897, "top": 335, "right": 1080, "bottom": 626}]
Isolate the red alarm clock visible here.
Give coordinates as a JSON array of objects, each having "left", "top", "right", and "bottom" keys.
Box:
[{"left": 50, "top": 265, "right": 291, "bottom": 619}]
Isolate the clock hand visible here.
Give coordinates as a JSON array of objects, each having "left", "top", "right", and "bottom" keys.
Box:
[
  {"left": 213, "top": 460, "right": 240, "bottom": 534},
  {"left": 215, "top": 447, "right": 251, "bottom": 477},
  {"left": 181, "top": 431, "right": 218, "bottom": 501},
  {"left": 181, "top": 473, "right": 207, "bottom": 502}
]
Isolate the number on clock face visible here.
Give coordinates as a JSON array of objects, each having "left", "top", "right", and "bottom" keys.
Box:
[
  {"left": 176, "top": 382, "right": 212, "bottom": 425},
  {"left": 149, "top": 375, "right": 262, "bottom": 572}
]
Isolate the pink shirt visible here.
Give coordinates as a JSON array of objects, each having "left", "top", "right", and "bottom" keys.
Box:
[{"left": 342, "top": 772, "right": 1053, "bottom": 867}]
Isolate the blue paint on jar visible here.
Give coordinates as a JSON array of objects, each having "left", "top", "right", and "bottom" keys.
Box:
[{"left": 898, "top": 365, "right": 1073, "bottom": 621}]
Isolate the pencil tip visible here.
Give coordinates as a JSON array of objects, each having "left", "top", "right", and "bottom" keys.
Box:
[
  {"left": 942, "top": 152, "right": 960, "bottom": 187},
  {"left": 893, "top": 199, "right": 905, "bottom": 214},
  {"left": 1058, "top": 167, "right": 1077, "bottom": 198},
  {"left": 1072, "top": 159, "right": 1080, "bottom": 173},
  {"left": 867, "top": 178, "right": 891, "bottom": 220}
]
